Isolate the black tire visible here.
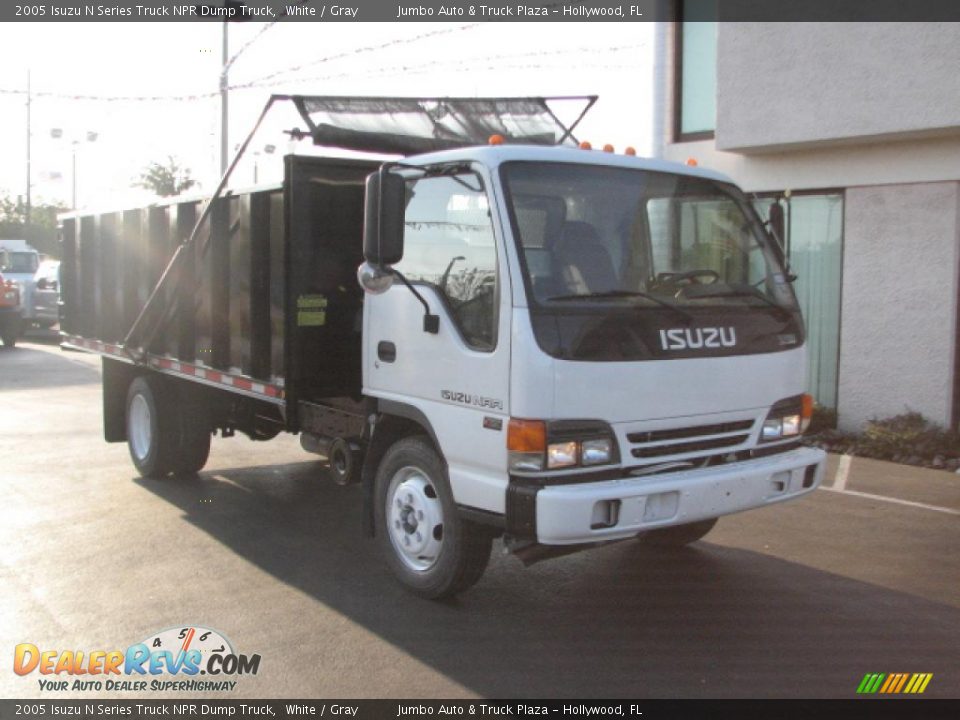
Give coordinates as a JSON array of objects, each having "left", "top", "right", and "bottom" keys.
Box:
[
  {"left": 126, "top": 375, "right": 211, "bottom": 478},
  {"left": 639, "top": 517, "right": 718, "bottom": 547},
  {"left": 374, "top": 436, "right": 492, "bottom": 600},
  {"left": 126, "top": 376, "right": 178, "bottom": 478},
  {"left": 170, "top": 407, "right": 212, "bottom": 477},
  {"left": 0, "top": 316, "right": 18, "bottom": 347}
]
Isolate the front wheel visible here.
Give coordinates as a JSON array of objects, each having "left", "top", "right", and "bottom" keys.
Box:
[
  {"left": 374, "top": 436, "right": 492, "bottom": 599},
  {"left": 638, "top": 517, "right": 718, "bottom": 547}
]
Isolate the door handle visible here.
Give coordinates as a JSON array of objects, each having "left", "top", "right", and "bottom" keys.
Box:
[{"left": 377, "top": 341, "right": 396, "bottom": 363}]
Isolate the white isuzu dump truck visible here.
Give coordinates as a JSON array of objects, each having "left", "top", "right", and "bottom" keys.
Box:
[{"left": 60, "top": 96, "right": 825, "bottom": 598}]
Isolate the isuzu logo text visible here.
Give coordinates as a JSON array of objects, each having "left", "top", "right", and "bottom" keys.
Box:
[
  {"left": 659, "top": 327, "right": 737, "bottom": 351},
  {"left": 441, "top": 390, "right": 504, "bottom": 411}
]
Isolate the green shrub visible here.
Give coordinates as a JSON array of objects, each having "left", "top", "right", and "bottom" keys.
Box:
[
  {"left": 808, "top": 404, "right": 837, "bottom": 434},
  {"left": 858, "top": 412, "right": 960, "bottom": 462},
  {"left": 806, "top": 410, "right": 960, "bottom": 468}
]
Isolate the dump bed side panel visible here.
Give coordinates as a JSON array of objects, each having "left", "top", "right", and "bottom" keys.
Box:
[
  {"left": 60, "top": 186, "right": 286, "bottom": 390},
  {"left": 60, "top": 155, "right": 378, "bottom": 420}
]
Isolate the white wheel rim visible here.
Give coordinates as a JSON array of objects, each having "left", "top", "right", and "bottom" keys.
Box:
[
  {"left": 386, "top": 465, "right": 444, "bottom": 572},
  {"left": 129, "top": 393, "right": 153, "bottom": 462}
]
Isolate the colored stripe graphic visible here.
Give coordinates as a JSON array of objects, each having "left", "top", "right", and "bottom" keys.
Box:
[
  {"left": 857, "top": 672, "right": 932, "bottom": 694},
  {"left": 856, "top": 673, "right": 885, "bottom": 694},
  {"left": 894, "top": 673, "right": 909, "bottom": 693}
]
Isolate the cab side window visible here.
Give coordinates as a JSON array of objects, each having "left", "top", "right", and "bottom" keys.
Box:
[{"left": 394, "top": 172, "right": 498, "bottom": 351}]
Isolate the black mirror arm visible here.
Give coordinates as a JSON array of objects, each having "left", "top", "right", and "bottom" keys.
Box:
[{"left": 389, "top": 269, "right": 440, "bottom": 334}]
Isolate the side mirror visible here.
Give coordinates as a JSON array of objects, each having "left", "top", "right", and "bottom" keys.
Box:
[
  {"left": 768, "top": 202, "right": 785, "bottom": 251},
  {"left": 363, "top": 167, "right": 405, "bottom": 266},
  {"left": 36, "top": 278, "right": 48, "bottom": 291}
]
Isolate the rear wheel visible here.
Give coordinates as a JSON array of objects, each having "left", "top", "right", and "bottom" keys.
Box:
[
  {"left": 171, "top": 408, "right": 211, "bottom": 476},
  {"left": 126, "top": 375, "right": 211, "bottom": 478},
  {"left": 374, "top": 436, "right": 492, "bottom": 599},
  {"left": 639, "top": 518, "right": 718, "bottom": 547},
  {"left": 127, "top": 376, "right": 176, "bottom": 478}
]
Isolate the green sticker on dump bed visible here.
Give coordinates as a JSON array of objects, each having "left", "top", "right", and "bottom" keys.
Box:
[{"left": 297, "top": 294, "right": 327, "bottom": 326}]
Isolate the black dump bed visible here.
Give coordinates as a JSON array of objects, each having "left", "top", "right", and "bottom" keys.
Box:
[{"left": 60, "top": 155, "right": 378, "bottom": 430}]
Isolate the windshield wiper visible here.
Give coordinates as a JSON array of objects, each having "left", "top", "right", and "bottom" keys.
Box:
[
  {"left": 685, "top": 285, "right": 792, "bottom": 319},
  {"left": 545, "top": 290, "right": 692, "bottom": 320}
]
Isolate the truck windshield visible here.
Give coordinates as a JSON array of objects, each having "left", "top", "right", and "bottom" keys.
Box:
[
  {"left": 0, "top": 251, "right": 39, "bottom": 274},
  {"left": 501, "top": 162, "right": 803, "bottom": 361}
]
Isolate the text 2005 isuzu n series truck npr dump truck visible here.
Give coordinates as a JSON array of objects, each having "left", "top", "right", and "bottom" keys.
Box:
[{"left": 59, "top": 96, "right": 825, "bottom": 598}]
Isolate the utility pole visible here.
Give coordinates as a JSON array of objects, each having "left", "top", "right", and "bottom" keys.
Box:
[
  {"left": 220, "top": 22, "right": 229, "bottom": 176},
  {"left": 26, "top": 70, "right": 31, "bottom": 227}
]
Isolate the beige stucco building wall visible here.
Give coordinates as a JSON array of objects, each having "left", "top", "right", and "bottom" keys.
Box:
[
  {"left": 838, "top": 183, "right": 960, "bottom": 429},
  {"left": 663, "top": 22, "right": 960, "bottom": 431}
]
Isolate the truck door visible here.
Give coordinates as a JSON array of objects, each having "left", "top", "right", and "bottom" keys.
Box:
[{"left": 364, "top": 166, "right": 511, "bottom": 513}]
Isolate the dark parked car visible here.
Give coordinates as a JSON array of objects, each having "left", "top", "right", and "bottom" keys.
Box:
[{"left": 32, "top": 260, "right": 61, "bottom": 329}]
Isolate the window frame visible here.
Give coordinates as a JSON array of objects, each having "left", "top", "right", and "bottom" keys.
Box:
[
  {"left": 398, "top": 165, "right": 501, "bottom": 353},
  {"left": 672, "top": 1, "right": 717, "bottom": 143}
]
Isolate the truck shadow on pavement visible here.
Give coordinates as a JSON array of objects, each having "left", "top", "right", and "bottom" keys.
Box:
[
  {"left": 0, "top": 342, "right": 101, "bottom": 391},
  {"left": 136, "top": 462, "right": 960, "bottom": 699}
]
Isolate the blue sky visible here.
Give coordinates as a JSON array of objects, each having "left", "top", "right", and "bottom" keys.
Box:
[{"left": 0, "top": 21, "right": 653, "bottom": 210}]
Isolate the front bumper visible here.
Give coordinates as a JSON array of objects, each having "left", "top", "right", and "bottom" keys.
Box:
[{"left": 515, "top": 446, "right": 826, "bottom": 545}]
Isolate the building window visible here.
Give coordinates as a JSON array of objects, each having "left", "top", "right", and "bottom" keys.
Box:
[
  {"left": 755, "top": 192, "right": 845, "bottom": 411},
  {"left": 675, "top": 0, "right": 717, "bottom": 140}
]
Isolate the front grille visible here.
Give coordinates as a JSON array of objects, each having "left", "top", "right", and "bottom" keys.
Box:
[
  {"left": 627, "top": 419, "right": 755, "bottom": 462},
  {"left": 627, "top": 420, "right": 754, "bottom": 444}
]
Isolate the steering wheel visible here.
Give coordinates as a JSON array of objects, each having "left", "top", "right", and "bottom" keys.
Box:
[{"left": 656, "top": 269, "right": 720, "bottom": 286}]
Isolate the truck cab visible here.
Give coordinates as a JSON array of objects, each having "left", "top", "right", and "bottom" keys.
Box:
[
  {"left": 0, "top": 241, "right": 41, "bottom": 332},
  {"left": 359, "top": 144, "right": 825, "bottom": 593}
]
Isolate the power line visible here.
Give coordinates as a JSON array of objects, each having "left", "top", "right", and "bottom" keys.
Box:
[
  {"left": 262, "top": 43, "right": 645, "bottom": 88},
  {"left": 0, "top": 36, "right": 640, "bottom": 103},
  {"left": 0, "top": 87, "right": 220, "bottom": 102},
  {"left": 223, "top": 1, "right": 314, "bottom": 75},
  {"left": 234, "top": 23, "right": 483, "bottom": 88},
  {"left": 0, "top": 23, "right": 484, "bottom": 103}
]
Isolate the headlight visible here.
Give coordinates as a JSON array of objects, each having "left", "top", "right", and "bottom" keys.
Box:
[
  {"left": 547, "top": 441, "right": 578, "bottom": 469},
  {"left": 508, "top": 419, "right": 618, "bottom": 472},
  {"left": 761, "top": 394, "right": 813, "bottom": 442},
  {"left": 581, "top": 438, "right": 614, "bottom": 465}
]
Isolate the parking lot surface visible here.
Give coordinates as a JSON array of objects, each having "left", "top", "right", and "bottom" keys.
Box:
[{"left": 2, "top": 335, "right": 958, "bottom": 699}]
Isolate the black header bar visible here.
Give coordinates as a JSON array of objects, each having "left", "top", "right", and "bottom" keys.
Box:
[
  {"left": 5, "top": 0, "right": 960, "bottom": 23},
  {"left": 1, "top": 699, "right": 959, "bottom": 719}
]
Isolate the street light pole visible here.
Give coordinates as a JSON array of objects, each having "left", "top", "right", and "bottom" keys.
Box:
[
  {"left": 53, "top": 129, "right": 98, "bottom": 210},
  {"left": 71, "top": 143, "right": 77, "bottom": 210},
  {"left": 25, "top": 70, "right": 31, "bottom": 226}
]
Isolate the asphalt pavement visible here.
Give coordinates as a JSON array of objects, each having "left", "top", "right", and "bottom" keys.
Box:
[{"left": 1, "top": 333, "right": 958, "bottom": 700}]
